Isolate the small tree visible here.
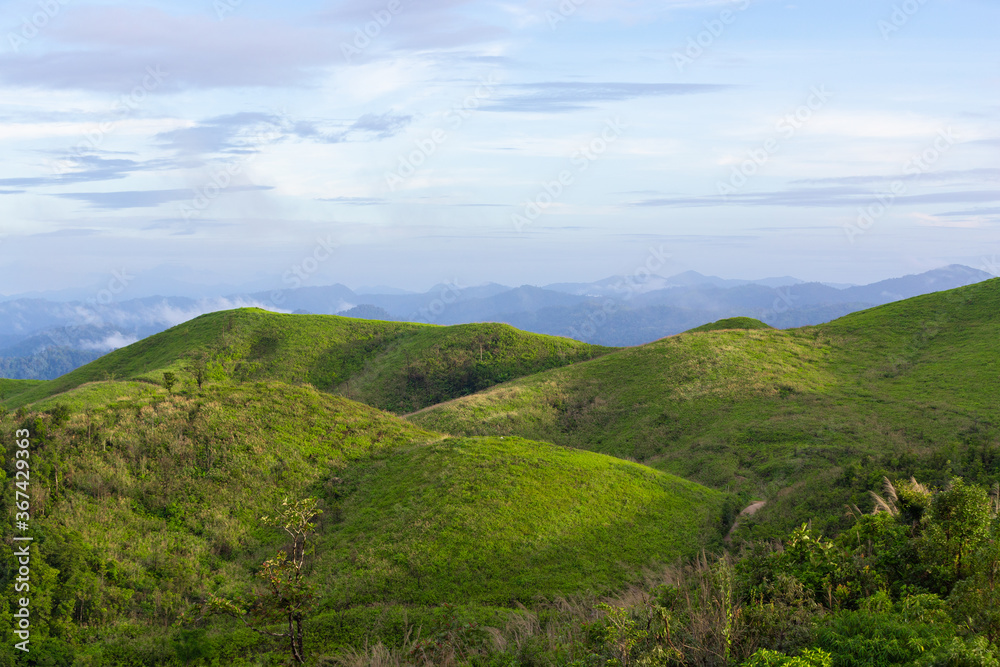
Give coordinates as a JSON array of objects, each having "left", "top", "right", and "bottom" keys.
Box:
[
  {"left": 186, "top": 352, "right": 208, "bottom": 389},
  {"left": 207, "top": 497, "right": 322, "bottom": 664},
  {"left": 919, "top": 478, "right": 992, "bottom": 586},
  {"left": 162, "top": 371, "right": 177, "bottom": 394}
]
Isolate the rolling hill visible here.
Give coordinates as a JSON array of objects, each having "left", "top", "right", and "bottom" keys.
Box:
[
  {"left": 3, "top": 279, "right": 999, "bottom": 663},
  {"left": 1, "top": 308, "right": 613, "bottom": 413},
  {"left": 409, "top": 279, "right": 1000, "bottom": 536},
  {"left": 0, "top": 379, "right": 720, "bottom": 663}
]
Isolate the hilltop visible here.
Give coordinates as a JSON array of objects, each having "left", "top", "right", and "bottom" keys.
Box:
[
  {"left": 684, "top": 316, "right": 773, "bottom": 333},
  {"left": 2, "top": 308, "right": 612, "bottom": 412},
  {"left": 0, "top": 265, "right": 991, "bottom": 378}
]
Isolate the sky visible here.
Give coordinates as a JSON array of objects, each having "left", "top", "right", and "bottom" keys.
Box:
[{"left": 0, "top": 0, "right": 997, "bottom": 297}]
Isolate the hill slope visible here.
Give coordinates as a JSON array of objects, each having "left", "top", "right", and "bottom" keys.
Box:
[
  {"left": 410, "top": 279, "right": 1000, "bottom": 535},
  {"left": 0, "top": 383, "right": 719, "bottom": 662},
  {"left": 2, "top": 308, "right": 613, "bottom": 412},
  {"left": 0, "top": 377, "right": 44, "bottom": 402},
  {"left": 320, "top": 436, "right": 720, "bottom": 606}
]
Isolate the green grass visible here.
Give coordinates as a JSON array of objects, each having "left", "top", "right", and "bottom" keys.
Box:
[
  {"left": 0, "top": 379, "right": 719, "bottom": 662},
  {"left": 318, "top": 436, "right": 721, "bottom": 606},
  {"left": 685, "top": 316, "right": 773, "bottom": 333},
  {"left": 2, "top": 309, "right": 612, "bottom": 413},
  {"left": 0, "top": 377, "right": 44, "bottom": 402},
  {"left": 410, "top": 279, "right": 1000, "bottom": 536}
]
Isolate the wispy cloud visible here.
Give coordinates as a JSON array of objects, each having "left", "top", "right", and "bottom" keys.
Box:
[
  {"left": 485, "top": 82, "right": 733, "bottom": 112},
  {"left": 791, "top": 168, "right": 1000, "bottom": 187},
  {"left": 317, "top": 196, "right": 386, "bottom": 205},
  {"left": 935, "top": 206, "right": 1000, "bottom": 218},
  {"left": 155, "top": 112, "right": 282, "bottom": 156},
  {"left": 0, "top": 154, "right": 163, "bottom": 188},
  {"left": 53, "top": 185, "right": 273, "bottom": 210},
  {"left": 631, "top": 187, "right": 1000, "bottom": 208},
  {"left": 0, "top": 6, "right": 342, "bottom": 92}
]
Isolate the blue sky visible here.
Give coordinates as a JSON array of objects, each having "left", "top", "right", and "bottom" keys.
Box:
[{"left": 0, "top": 0, "right": 997, "bottom": 296}]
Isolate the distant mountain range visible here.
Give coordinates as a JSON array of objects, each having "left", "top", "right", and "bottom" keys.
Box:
[{"left": 0, "top": 264, "right": 993, "bottom": 379}]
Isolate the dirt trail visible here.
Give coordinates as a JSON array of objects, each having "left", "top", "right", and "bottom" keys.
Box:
[{"left": 724, "top": 500, "right": 766, "bottom": 543}]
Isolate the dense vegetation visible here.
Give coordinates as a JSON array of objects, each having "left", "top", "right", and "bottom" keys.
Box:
[
  {"left": 0, "top": 279, "right": 998, "bottom": 664},
  {"left": 1, "top": 310, "right": 612, "bottom": 413},
  {"left": 320, "top": 476, "right": 1000, "bottom": 666}
]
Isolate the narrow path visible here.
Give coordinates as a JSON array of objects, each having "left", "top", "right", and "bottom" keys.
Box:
[{"left": 725, "top": 500, "right": 766, "bottom": 543}]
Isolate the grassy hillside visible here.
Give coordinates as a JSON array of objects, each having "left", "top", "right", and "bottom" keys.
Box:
[
  {"left": 2, "top": 308, "right": 612, "bottom": 412},
  {"left": 318, "top": 436, "right": 720, "bottom": 606},
  {"left": 411, "top": 279, "right": 1000, "bottom": 536},
  {"left": 0, "top": 377, "right": 44, "bottom": 402},
  {"left": 0, "top": 381, "right": 719, "bottom": 663}
]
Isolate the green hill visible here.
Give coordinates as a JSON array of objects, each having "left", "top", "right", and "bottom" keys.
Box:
[
  {"left": 685, "top": 316, "right": 773, "bottom": 333},
  {"left": 0, "top": 379, "right": 719, "bottom": 662},
  {"left": 410, "top": 279, "right": 1000, "bottom": 536},
  {"left": 4, "top": 281, "right": 999, "bottom": 662},
  {"left": 1, "top": 308, "right": 612, "bottom": 412}
]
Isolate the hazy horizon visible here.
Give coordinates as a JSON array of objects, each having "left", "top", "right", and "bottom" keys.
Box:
[{"left": 2, "top": 262, "right": 996, "bottom": 303}]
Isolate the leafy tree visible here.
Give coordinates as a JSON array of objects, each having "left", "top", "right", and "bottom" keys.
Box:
[
  {"left": 48, "top": 403, "right": 71, "bottom": 428},
  {"left": 162, "top": 371, "right": 177, "bottom": 394},
  {"left": 207, "top": 497, "right": 322, "bottom": 664},
  {"left": 919, "top": 478, "right": 992, "bottom": 588},
  {"left": 950, "top": 533, "right": 1000, "bottom": 645},
  {"left": 185, "top": 352, "right": 208, "bottom": 389}
]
